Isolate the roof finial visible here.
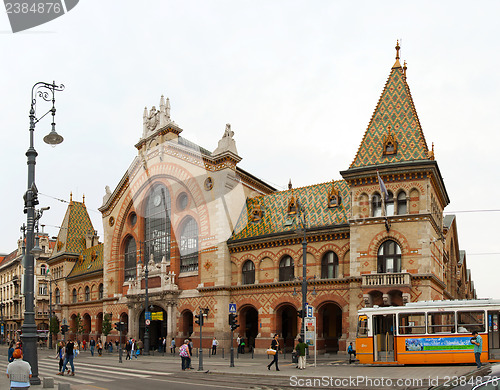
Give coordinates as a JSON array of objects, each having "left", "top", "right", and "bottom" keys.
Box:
[
  {"left": 403, "top": 60, "right": 407, "bottom": 78},
  {"left": 288, "top": 179, "right": 293, "bottom": 190},
  {"left": 392, "top": 40, "right": 402, "bottom": 69},
  {"left": 82, "top": 194, "right": 85, "bottom": 205},
  {"left": 70, "top": 192, "right": 73, "bottom": 205}
]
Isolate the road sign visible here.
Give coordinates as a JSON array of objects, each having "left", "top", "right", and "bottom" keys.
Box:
[
  {"left": 229, "top": 303, "right": 237, "bottom": 313},
  {"left": 145, "top": 311, "right": 151, "bottom": 320},
  {"left": 145, "top": 319, "right": 151, "bottom": 326},
  {"left": 306, "top": 304, "right": 313, "bottom": 318},
  {"left": 152, "top": 311, "right": 163, "bottom": 321}
]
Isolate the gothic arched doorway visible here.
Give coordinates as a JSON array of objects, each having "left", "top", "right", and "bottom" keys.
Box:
[
  {"left": 240, "top": 306, "right": 258, "bottom": 351},
  {"left": 139, "top": 305, "right": 167, "bottom": 350},
  {"left": 96, "top": 312, "right": 103, "bottom": 339},
  {"left": 82, "top": 313, "right": 91, "bottom": 342},
  {"left": 181, "top": 310, "right": 193, "bottom": 338},
  {"left": 276, "top": 304, "right": 298, "bottom": 352},
  {"left": 319, "top": 302, "right": 342, "bottom": 352}
]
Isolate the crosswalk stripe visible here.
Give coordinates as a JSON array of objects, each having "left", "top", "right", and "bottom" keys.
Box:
[{"left": 37, "top": 362, "right": 151, "bottom": 379}]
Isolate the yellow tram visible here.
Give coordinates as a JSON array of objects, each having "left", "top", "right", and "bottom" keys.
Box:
[{"left": 356, "top": 299, "right": 500, "bottom": 364}]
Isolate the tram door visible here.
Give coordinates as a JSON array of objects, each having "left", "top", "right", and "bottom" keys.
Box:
[
  {"left": 373, "top": 314, "right": 395, "bottom": 362},
  {"left": 488, "top": 311, "right": 500, "bottom": 359}
]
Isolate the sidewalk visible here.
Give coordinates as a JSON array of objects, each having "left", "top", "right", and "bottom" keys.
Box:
[{"left": 0, "top": 345, "right": 480, "bottom": 389}]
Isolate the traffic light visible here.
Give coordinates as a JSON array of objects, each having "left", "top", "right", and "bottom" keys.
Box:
[
  {"left": 114, "top": 322, "right": 124, "bottom": 332},
  {"left": 61, "top": 324, "right": 69, "bottom": 334},
  {"left": 229, "top": 313, "right": 239, "bottom": 331},
  {"left": 297, "top": 309, "right": 304, "bottom": 318},
  {"left": 195, "top": 313, "right": 204, "bottom": 326}
]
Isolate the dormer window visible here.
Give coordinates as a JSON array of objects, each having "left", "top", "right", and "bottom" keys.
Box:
[
  {"left": 382, "top": 128, "right": 398, "bottom": 156},
  {"left": 288, "top": 196, "right": 298, "bottom": 215},
  {"left": 328, "top": 182, "right": 341, "bottom": 208},
  {"left": 250, "top": 202, "right": 263, "bottom": 223}
]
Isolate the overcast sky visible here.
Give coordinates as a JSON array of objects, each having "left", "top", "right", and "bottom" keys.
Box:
[{"left": 1, "top": 1, "right": 498, "bottom": 298}]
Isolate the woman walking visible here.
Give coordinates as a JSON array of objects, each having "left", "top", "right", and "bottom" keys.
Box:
[
  {"left": 56, "top": 341, "right": 66, "bottom": 375},
  {"left": 179, "top": 339, "right": 191, "bottom": 371},
  {"left": 267, "top": 334, "right": 281, "bottom": 371}
]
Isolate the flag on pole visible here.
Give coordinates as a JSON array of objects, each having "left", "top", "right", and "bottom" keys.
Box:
[{"left": 377, "top": 170, "right": 389, "bottom": 201}]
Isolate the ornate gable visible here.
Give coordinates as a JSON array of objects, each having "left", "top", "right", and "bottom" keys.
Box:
[{"left": 350, "top": 42, "right": 429, "bottom": 169}]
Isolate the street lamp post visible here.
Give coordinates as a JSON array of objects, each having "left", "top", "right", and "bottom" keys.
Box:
[
  {"left": 144, "top": 257, "right": 150, "bottom": 355},
  {"left": 22, "top": 81, "right": 64, "bottom": 385},
  {"left": 296, "top": 199, "right": 307, "bottom": 341}
]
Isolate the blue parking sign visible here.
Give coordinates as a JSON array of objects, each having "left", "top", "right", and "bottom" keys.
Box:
[{"left": 229, "top": 303, "right": 237, "bottom": 313}]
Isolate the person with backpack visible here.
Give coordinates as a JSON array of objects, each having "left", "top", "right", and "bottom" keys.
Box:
[
  {"left": 59, "top": 339, "right": 75, "bottom": 376},
  {"left": 56, "top": 341, "right": 66, "bottom": 374}
]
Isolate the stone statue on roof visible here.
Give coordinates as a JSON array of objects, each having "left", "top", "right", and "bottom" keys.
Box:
[{"left": 213, "top": 123, "right": 238, "bottom": 156}]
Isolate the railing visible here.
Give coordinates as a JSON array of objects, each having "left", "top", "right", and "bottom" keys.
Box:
[{"left": 362, "top": 272, "right": 411, "bottom": 287}]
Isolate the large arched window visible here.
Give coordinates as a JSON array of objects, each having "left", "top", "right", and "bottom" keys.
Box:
[
  {"left": 377, "top": 240, "right": 402, "bottom": 273},
  {"left": 279, "top": 256, "right": 294, "bottom": 281},
  {"left": 179, "top": 217, "right": 198, "bottom": 273},
  {"left": 98, "top": 283, "right": 104, "bottom": 300},
  {"left": 72, "top": 288, "right": 77, "bottom": 303},
  {"left": 55, "top": 288, "right": 60, "bottom": 304},
  {"left": 242, "top": 260, "right": 255, "bottom": 285},
  {"left": 321, "top": 251, "right": 338, "bottom": 279},
  {"left": 84, "top": 286, "right": 90, "bottom": 302},
  {"left": 124, "top": 236, "right": 137, "bottom": 281},
  {"left": 385, "top": 191, "right": 394, "bottom": 216},
  {"left": 397, "top": 191, "right": 407, "bottom": 215},
  {"left": 144, "top": 184, "right": 171, "bottom": 264},
  {"left": 372, "top": 193, "right": 382, "bottom": 217}
]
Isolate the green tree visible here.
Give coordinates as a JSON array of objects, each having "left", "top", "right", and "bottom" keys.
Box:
[
  {"left": 73, "top": 313, "right": 84, "bottom": 339},
  {"left": 102, "top": 313, "right": 112, "bottom": 338},
  {"left": 49, "top": 316, "right": 60, "bottom": 347}
]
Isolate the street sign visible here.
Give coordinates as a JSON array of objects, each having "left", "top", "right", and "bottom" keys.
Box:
[
  {"left": 145, "top": 311, "right": 152, "bottom": 320},
  {"left": 304, "top": 317, "right": 317, "bottom": 367},
  {"left": 152, "top": 311, "right": 163, "bottom": 321},
  {"left": 306, "top": 304, "right": 313, "bottom": 318},
  {"left": 229, "top": 303, "right": 237, "bottom": 313},
  {"left": 145, "top": 319, "right": 151, "bottom": 326}
]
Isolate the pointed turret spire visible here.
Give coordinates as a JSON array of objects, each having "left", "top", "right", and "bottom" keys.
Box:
[
  {"left": 288, "top": 179, "right": 293, "bottom": 190},
  {"left": 403, "top": 60, "right": 407, "bottom": 79},
  {"left": 166, "top": 97, "right": 171, "bottom": 119},
  {"left": 82, "top": 194, "right": 85, "bottom": 205},
  {"left": 392, "top": 40, "right": 402, "bottom": 68}
]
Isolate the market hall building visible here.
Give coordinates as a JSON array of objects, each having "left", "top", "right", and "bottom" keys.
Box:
[{"left": 47, "top": 44, "right": 476, "bottom": 353}]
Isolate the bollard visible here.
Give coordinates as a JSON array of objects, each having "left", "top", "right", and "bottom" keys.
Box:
[
  {"left": 43, "top": 377, "right": 55, "bottom": 388},
  {"left": 58, "top": 384, "right": 71, "bottom": 390},
  {"left": 222, "top": 347, "right": 224, "bottom": 359},
  {"left": 251, "top": 348, "right": 254, "bottom": 359}
]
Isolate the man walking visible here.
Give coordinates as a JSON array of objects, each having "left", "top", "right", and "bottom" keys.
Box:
[
  {"left": 471, "top": 330, "right": 483, "bottom": 368},
  {"left": 295, "top": 337, "right": 308, "bottom": 369},
  {"left": 89, "top": 337, "right": 96, "bottom": 357},
  {"left": 170, "top": 338, "right": 176, "bottom": 354},
  {"left": 125, "top": 338, "right": 132, "bottom": 360}
]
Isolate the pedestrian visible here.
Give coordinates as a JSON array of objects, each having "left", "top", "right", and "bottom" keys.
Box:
[
  {"left": 179, "top": 339, "right": 191, "bottom": 371},
  {"left": 59, "top": 339, "right": 75, "bottom": 376},
  {"left": 188, "top": 338, "right": 194, "bottom": 369},
  {"left": 125, "top": 338, "right": 132, "bottom": 360},
  {"left": 77, "top": 340, "right": 81, "bottom": 351},
  {"left": 295, "top": 337, "right": 308, "bottom": 369},
  {"left": 56, "top": 341, "right": 66, "bottom": 375},
  {"left": 8, "top": 340, "right": 15, "bottom": 363},
  {"left": 240, "top": 338, "right": 245, "bottom": 354},
  {"left": 170, "top": 338, "right": 176, "bottom": 354},
  {"left": 236, "top": 335, "right": 241, "bottom": 353},
  {"left": 137, "top": 339, "right": 143, "bottom": 355},
  {"left": 97, "top": 340, "right": 103, "bottom": 356},
  {"left": 82, "top": 339, "right": 86, "bottom": 351},
  {"left": 89, "top": 337, "right": 95, "bottom": 356},
  {"left": 267, "top": 334, "right": 281, "bottom": 371},
  {"left": 211, "top": 337, "right": 218, "bottom": 355},
  {"left": 7, "top": 348, "right": 32, "bottom": 389},
  {"left": 347, "top": 342, "right": 356, "bottom": 363},
  {"left": 162, "top": 337, "right": 166, "bottom": 353},
  {"left": 108, "top": 341, "right": 114, "bottom": 353},
  {"left": 471, "top": 330, "right": 483, "bottom": 368},
  {"left": 131, "top": 339, "right": 137, "bottom": 359}
]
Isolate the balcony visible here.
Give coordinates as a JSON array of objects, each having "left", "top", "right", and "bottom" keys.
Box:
[{"left": 362, "top": 272, "right": 411, "bottom": 288}]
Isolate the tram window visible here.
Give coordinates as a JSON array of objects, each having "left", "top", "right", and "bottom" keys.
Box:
[
  {"left": 399, "top": 313, "right": 426, "bottom": 334},
  {"left": 428, "top": 312, "right": 455, "bottom": 334},
  {"left": 357, "top": 315, "right": 368, "bottom": 337},
  {"left": 457, "top": 311, "right": 485, "bottom": 333}
]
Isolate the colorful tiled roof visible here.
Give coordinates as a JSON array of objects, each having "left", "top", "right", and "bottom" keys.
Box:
[
  {"left": 67, "top": 243, "right": 104, "bottom": 278},
  {"left": 350, "top": 52, "right": 429, "bottom": 169},
  {"left": 52, "top": 200, "right": 94, "bottom": 256},
  {"left": 230, "top": 181, "right": 350, "bottom": 241}
]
